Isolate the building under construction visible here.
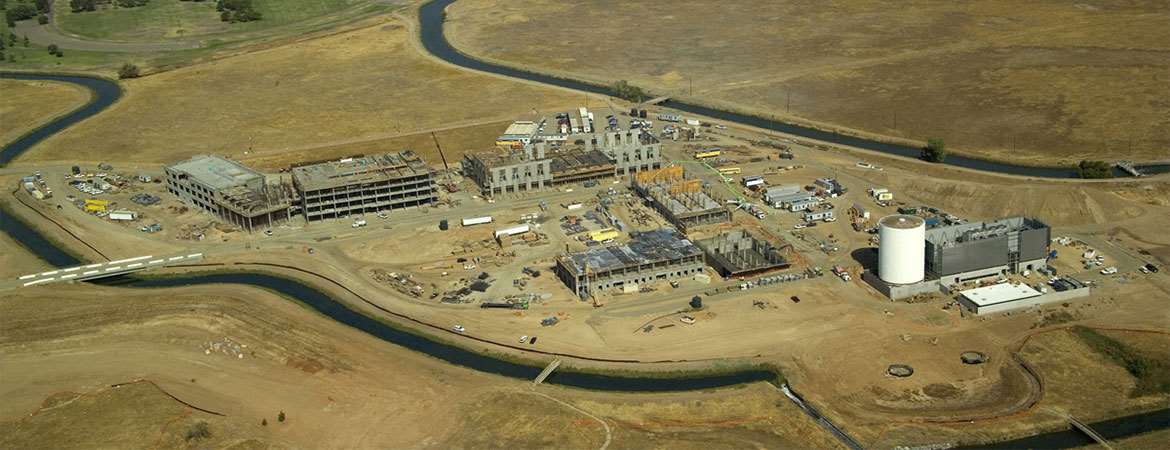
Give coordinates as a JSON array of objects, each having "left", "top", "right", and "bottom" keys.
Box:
[
  {"left": 632, "top": 166, "right": 731, "bottom": 232},
  {"left": 165, "top": 155, "right": 297, "bottom": 232},
  {"left": 696, "top": 230, "right": 792, "bottom": 277},
  {"left": 463, "top": 142, "right": 614, "bottom": 195},
  {"left": 554, "top": 229, "right": 705, "bottom": 299},
  {"left": 292, "top": 151, "right": 436, "bottom": 222}
]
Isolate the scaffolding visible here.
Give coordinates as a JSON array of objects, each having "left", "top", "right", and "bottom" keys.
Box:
[{"left": 632, "top": 166, "right": 731, "bottom": 233}]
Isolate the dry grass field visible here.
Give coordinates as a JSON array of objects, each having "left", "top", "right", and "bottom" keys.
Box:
[
  {"left": 0, "top": 80, "right": 90, "bottom": 148},
  {"left": 446, "top": 0, "right": 1170, "bottom": 166},
  {"left": 22, "top": 18, "right": 580, "bottom": 166},
  {"left": 0, "top": 283, "right": 839, "bottom": 449}
]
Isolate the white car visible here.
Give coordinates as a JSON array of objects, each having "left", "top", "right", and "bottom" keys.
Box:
[
  {"left": 519, "top": 335, "right": 529, "bottom": 343},
  {"left": 714, "top": 124, "right": 727, "bottom": 130},
  {"left": 452, "top": 325, "right": 466, "bottom": 333},
  {"left": 793, "top": 223, "right": 807, "bottom": 229},
  {"left": 1100, "top": 267, "right": 1118, "bottom": 275},
  {"left": 824, "top": 217, "right": 837, "bottom": 223}
]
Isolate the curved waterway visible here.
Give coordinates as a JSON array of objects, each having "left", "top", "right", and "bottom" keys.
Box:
[
  {"left": 417, "top": 0, "right": 1169, "bottom": 179},
  {"left": 0, "top": 73, "right": 122, "bottom": 165},
  {"left": 2, "top": 66, "right": 1168, "bottom": 444}
]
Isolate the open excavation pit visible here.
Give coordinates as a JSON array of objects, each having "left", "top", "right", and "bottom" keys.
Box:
[{"left": 697, "top": 229, "right": 793, "bottom": 277}]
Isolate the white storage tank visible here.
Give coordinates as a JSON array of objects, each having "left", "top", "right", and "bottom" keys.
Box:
[{"left": 878, "top": 215, "right": 925, "bottom": 284}]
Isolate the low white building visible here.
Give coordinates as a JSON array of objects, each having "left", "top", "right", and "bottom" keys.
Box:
[{"left": 959, "top": 282, "right": 1053, "bottom": 313}]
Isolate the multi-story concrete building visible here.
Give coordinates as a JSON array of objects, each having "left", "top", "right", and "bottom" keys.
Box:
[
  {"left": 555, "top": 229, "right": 705, "bottom": 299},
  {"left": 587, "top": 130, "right": 662, "bottom": 175},
  {"left": 165, "top": 155, "right": 295, "bottom": 232},
  {"left": 292, "top": 151, "right": 436, "bottom": 222}
]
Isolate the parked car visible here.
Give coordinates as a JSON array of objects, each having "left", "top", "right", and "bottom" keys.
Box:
[
  {"left": 793, "top": 223, "right": 807, "bottom": 229},
  {"left": 452, "top": 325, "right": 465, "bottom": 333},
  {"left": 790, "top": 295, "right": 801, "bottom": 303},
  {"left": 529, "top": 336, "right": 538, "bottom": 344},
  {"left": 519, "top": 335, "right": 528, "bottom": 343}
]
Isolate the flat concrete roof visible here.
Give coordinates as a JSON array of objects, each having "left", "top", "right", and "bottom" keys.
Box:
[
  {"left": 292, "top": 151, "right": 429, "bottom": 191},
  {"left": 960, "top": 283, "right": 1042, "bottom": 307},
  {"left": 168, "top": 155, "right": 263, "bottom": 191}
]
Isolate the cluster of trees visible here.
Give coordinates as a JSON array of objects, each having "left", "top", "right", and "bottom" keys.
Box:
[
  {"left": 4, "top": 0, "right": 50, "bottom": 27},
  {"left": 47, "top": 42, "right": 62, "bottom": 57},
  {"left": 920, "top": 138, "right": 947, "bottom": 163},
  {"left": 216, "top": 0, "right": 261, "bottom": 23},
  {"left": 0, "top": 32, "right": 23, "bottom": 62},
  {"left": 611, "top": 80, "right": 649, "bottom": 103},
  {"left": 1077, "top": 160, "right": 1113, "bottom": 179},
  {"left": 70, "top": 0, "right": 148, "bottom": 13}
]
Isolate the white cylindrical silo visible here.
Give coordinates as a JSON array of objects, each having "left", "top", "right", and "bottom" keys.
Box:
[{"left": 878, "top": 215, "right": 925, "bottom": 284}]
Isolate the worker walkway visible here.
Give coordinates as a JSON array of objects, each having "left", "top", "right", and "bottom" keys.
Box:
[
  {"left": 1069, "top": 415, "right": 1113, "bottom": 449},
  {"left": 643, "top": 96, "right": 671, "bottom": 106},
  {"left": 534, "top": 358, "right": 562, "bottom": 385},
  {"left": 9, "top": 253, "right": 204, "bottom": 289}
]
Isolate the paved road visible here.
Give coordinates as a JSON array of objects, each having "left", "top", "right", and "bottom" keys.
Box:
[{"left": 14, "top": 19, "right": 199, "bottom": 53}]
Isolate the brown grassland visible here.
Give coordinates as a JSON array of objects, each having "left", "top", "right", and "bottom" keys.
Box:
[
  {"left": 22, "top": 17, "right": 580, "bottom": 166},
  {"left": 445, "top": 0, "right": 1170, "bottom": 166},
  {"left": 0, "top": 80, "right": 91, "bottom": 148}
]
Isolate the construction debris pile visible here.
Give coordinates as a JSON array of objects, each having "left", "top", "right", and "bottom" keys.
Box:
[
  {"left": 202, "top": 337, "right": 247, "bottom": 359},
  {"left": 370, "top": 269, "right": 425, "bottom": 298}
]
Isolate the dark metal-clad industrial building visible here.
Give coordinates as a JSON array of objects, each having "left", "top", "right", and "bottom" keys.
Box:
[
  {"left": 925, "top": 216, "right": 1050, "bottom": 284},
  {"left": 555, "top": 229, "right": 705, "bottom": 299},
  {"left": 292, "top": 151, "right": 436, "bottom": 222}
]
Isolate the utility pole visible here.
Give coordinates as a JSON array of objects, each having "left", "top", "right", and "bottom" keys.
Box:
[
  {"left": 893, "top": 111, "right": 897, "bottom": 130},
  {"left": 689, "top": 77, "right": 693, "bottom": 96},
  {"left": 786, "top": 91, "right": 791, "bottom": 113}
]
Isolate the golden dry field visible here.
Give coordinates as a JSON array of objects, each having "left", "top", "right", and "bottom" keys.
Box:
[
  {"left": 445, "top": 0, "right": 1170, "bottom": 166},
  {"left": 22, "top": 18, "right": 580, "bottom": 166},
  {"left": 0, "top": 80, "right": 90, "bottom": 147}
]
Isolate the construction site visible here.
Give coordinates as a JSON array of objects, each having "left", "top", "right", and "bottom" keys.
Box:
[
  {"left": 553, "top": 229, "right": 705, "bottom": 299},
  {"left": 697, "top": 229, "right": 792, "bottom": 277},
  {"left": 631, "top": 166, "right": 731, "bottom": 233}
]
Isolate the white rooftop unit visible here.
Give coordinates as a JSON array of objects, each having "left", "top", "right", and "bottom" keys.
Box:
[{"left": 878, "top": 215, "right": 925, "bottom": 284}]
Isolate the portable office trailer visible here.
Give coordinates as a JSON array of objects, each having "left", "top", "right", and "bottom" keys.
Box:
[{"left": 462, "top": 216, "right": 493, "bottom": 226}]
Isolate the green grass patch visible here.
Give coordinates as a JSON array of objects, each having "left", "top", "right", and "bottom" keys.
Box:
[
  {"left": 56, "top": 0, "right": 367, "bottom": 42},
  {"left": 1071, "top": 326, "right": 1170, "bottom": 397}
]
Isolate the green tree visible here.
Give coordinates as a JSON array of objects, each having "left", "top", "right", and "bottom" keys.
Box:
[
  {"left": 921, "top": 138, "right": 947, "bottom": 162},
  {"left": 118, "top": 62, "right": 140, "bottom": 79},
  {"left": 1077, "top": 160, "right": 1113, "bottom": 179},
  {"left": 611, "top": 80, "right": 649, "bottom": 103},
  {"left": 70, "top": 0, "right": 98, "bottom": 12},
  {"left": 23, "top": 35, "right": 30, "bottom": 47},
  {"left": 46, "top": 43, "right": 58, "bottom": 54},
  {"left": 36, "top": 13, "right": 47, "bottom": 24},
  {"left": 6, "top": 4, "right": 39, "bottom": 26},
  {"left": 261, "top": 418, "right": 267, "bottom": 426},
  {"left": 277, "top": 411, "right": 285, "bottom": 422},
  {"left": 34, "top": 0, "right": 51, "bottom": 13}
]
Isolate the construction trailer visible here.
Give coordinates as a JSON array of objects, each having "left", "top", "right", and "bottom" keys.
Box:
[
  {"left": 763, "top": 185, "right": 801, "bottom": 204},
  {"left": 554, "top": 229, "right": 705, "bottom": 299},
  {"left": 631, "top": 166, "right": 731, "bottom": 233},
  {"left": 696, "top": 230, "right": 792, "bottom": 277},
  {"left": 803, "top": 209, "right": 835, "bottom": 222}
]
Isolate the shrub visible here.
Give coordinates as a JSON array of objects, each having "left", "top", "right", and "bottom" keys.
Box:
[
  {"left": 185, "top": 421, "right": 212, "bottom": 441},
  {"left": 118, "top": 62, "right": 140, "bottom": 79}
]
